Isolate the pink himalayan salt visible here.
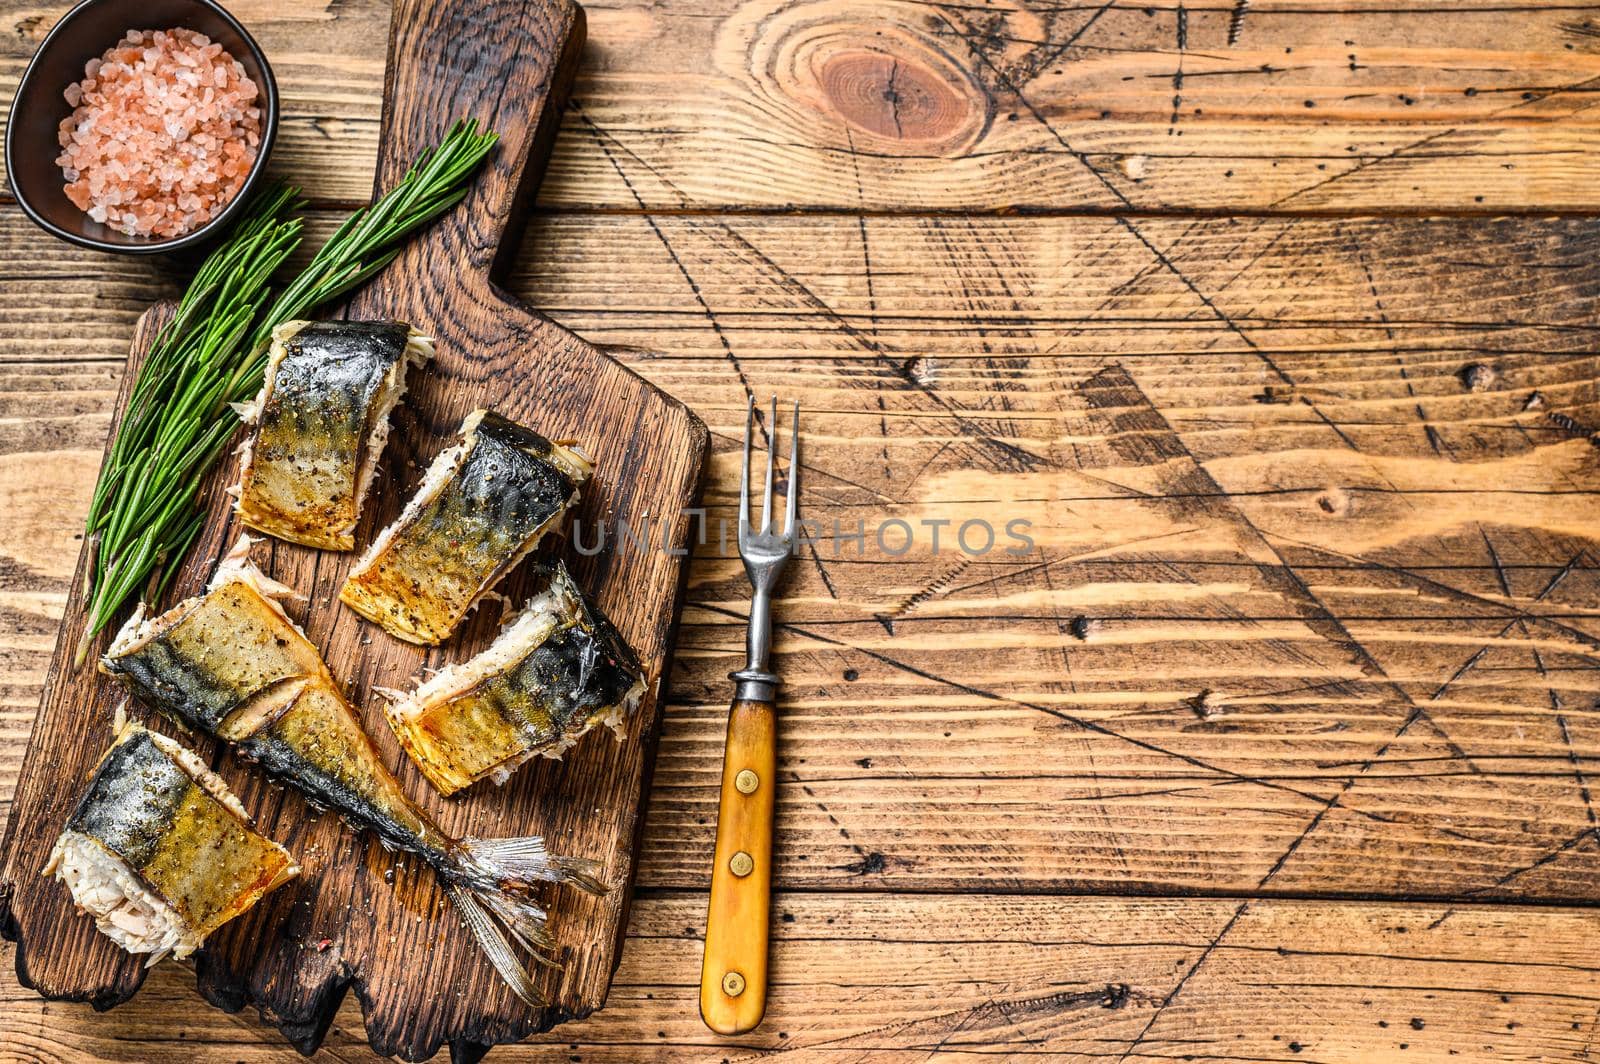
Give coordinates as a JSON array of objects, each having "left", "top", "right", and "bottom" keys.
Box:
[{"left": 56, "top": 28, "right": 261, "bottom": 239}]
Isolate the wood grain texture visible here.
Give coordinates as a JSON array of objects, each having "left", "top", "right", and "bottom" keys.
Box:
[
  {"left": 10, "top": 893, "right": 1600, "bottom": 1061},
  {"left": 5, "top": 0, "right": 1600, "bottom": 1058},
  {"left": 4, "top": 211, "right": 1600, "bottom": 905},
  {"left": 4, "top": 0, "right": 1600, "bottom": 212},
  {"left": 0, "top": 1, "right": 708, "bottom": 1060}
]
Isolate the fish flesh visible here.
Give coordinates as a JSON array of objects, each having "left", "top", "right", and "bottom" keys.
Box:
[
  {"left": 102, "top": 538, "right": 605, "bottom": 1004},
  {"left": 341, "top": 409, "right": 591, "bottom": 644},
  {"left": 102, "top": 540, "right": 605, "bottom": 1002},
  {"left": 45, "top": 711, "right": 298, "bottom": 964},
  {"left": 384, "top": 561, "right": 646, "bottom": 796},
  {"left": 233, "top": 320, "right": 432, "bottom": 550}
]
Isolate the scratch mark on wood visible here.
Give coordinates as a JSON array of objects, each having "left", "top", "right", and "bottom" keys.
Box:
[
  {"left": 1430, "top": 551, "right": 1591, "bottom": 700},
  {"left": 1272, "top": 72, "right": 1600, "bottom": 208},
  {"left": 1228, "top": 0, "right": 1251, "bottom": 45},
  {"left": 576, "top": 107, "right": 757, "bottom": 410},
  {"left": 1115, "top": 901, "right": 1251, "bottom": 1063},
  {"left": 1169, "top": 5, "right": 1187, "bottom": 132}
]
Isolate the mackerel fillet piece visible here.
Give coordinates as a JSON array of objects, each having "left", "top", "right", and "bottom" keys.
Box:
[
  {"left": 101, "top": 540, "right": 605, "bottom": 1005},
  {"left": 234, "top": 320, "right": 432, "bottom": 550},
  {"left": 45, "top": 715, "right": 299, "bottom": 965},
  {"left": 385, "top": 561, "right": 646, "bottom": 796},
  {"left": 340, "top": 409, "right": 591, "bottom": 644}
]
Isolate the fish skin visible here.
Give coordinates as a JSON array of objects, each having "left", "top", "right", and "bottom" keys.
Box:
[
  {"left": 104, "top": 580, "right": 330, "bottom": 735},
  {"left": 66, "top": 729, "right": 193, "bottom": 869},
  {"left": 341, "top": 410, "right": 588, "bottom": 645},
  {"left": 237, "top": 321, "right": 414, "bottom": 551},
  {"left": 103, "top": 577, "right": 448, "bottom": 862},
  {"left": 102, "top": 552, "right": 607, "bottom": 1002},
  {"left": 237, "top": 680, "right": 452, "bottom": 858},
  {"left": 388, "top": 563, "right": 645, "bottom": 796},
  {"left": 60, "top": 724, "right": 298, "bottom": 944}
]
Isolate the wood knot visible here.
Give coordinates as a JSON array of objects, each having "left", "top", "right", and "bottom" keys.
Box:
[
  {"left": 724, "top": 1, "right": 994, "bottom": 155},
  {"left": 1314, "top": 486, "right": 1351, "bottom": 516},
  {"left": 1458, "top": 362, "right": 1497, "bottom": 392},
  {"left": 818, "top": 50, "right": 972, "bottom": 143},
  {"left": 845, "top": 851, "right": 887, "bottom": 875},
  {"left": 905, "top": 355, "right": 938, "bottom": 386}
]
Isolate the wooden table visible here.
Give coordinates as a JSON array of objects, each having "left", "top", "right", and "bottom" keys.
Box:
[{"left": 4, "top": 0, "right": 1600, "bottom": 1059}]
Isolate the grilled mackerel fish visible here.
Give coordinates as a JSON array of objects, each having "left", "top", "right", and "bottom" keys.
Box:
[
  {"left": 101, "top": 539, "right": 606, "bottom": 1005},
  {"left": 45, "top": 713, "right": 299, "bottom": 965},
  {"left": 233, "top": 320, "right": 432, "bottom": 550},
  {"left": 385, "top": 561, "right": 646, "bottom": 796},
  {"left": 341, "top": 409, "right": 591, "bottom": 644}
]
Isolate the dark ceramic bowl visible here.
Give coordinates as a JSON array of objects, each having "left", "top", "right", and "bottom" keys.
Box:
[{"left": 5, "top": 0, "right": 278, "bottom": 254}]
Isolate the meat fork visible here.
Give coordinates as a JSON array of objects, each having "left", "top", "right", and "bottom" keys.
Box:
[{"left": 700, "top": 396, "right": 799, "bottom": 1035}]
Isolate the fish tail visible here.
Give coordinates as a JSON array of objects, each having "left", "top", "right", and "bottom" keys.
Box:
[
  {"left": 457, "top": 835, "right": 609, "bottom": 896},
  {"left": 444, "top": 835, "right": 609, "bottom": 1004},
  {"left": 445, "top": 882, "right": 546, "bottom": 1006},
  {"left": 547, "top": 855, "right": 609, "bottom": 896}
]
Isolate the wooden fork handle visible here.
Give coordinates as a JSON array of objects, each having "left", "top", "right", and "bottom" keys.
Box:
[{"left": 700, "top": 694, "right": 777, "bottom": 1034}]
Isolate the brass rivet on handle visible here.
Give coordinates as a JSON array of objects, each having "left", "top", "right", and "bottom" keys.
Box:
[
  {"left": 730, "top": 851, "right": 754, "bottom": 877},
  {"left": 735, "top": 769, "right": 759, "bottom": 794},
  {"left": 722, "top": 970, "right": 746, "bottom": 997}
]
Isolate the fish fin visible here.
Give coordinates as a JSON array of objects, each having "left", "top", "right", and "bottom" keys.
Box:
[
  {"left": 477, "top": 892, "right": 560, "bottom": 964},
  {"left": 443, "top": 837, "right": 609, "bottom": 1000},
  {"left": 458, "top": 836, "right": 609, "bottom": 896},
  {"left": 102, "top": 603, "right": 150, "bottom": 667},
  {"left": 446, "top": 881, "right": 546, "bottom": 1007},
  {"left": 548, "top": 856, "right": 609, "bottom": 897}
]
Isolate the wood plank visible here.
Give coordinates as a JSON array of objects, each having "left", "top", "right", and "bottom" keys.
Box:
[
  {"left": 3, "top": 208, "right": 1600, "bottom": 902},
  {"left": 6, "top": 892, "right": 1600, "bottom": 1061},
  {"left": 4, "top": 0, "right": 1600, "bottom": 212},
  {"left": 0, "top": 1, "right": 708, "bottom": 1057}
]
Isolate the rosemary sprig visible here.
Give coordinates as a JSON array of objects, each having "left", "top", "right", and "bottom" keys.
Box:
[{"left": 78, "top": 119, "right": 499, "bottom": 663}]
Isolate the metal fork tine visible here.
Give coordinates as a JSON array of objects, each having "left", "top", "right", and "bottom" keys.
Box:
[
  {"left": 760, "top": 394, "right": 776, "bottom": 533},
  {"left": 739, "top": 395, "right": 753, "bottom": 545},
  {"left": 784, "top": 399, "right": 799, "bottom": 538}
]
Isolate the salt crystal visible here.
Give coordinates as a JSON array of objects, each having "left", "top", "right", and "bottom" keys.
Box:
[{"left": 56, "top": 26, "right": 260, "bottom": 238}]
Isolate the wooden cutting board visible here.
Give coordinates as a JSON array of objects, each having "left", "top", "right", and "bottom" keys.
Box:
[{"left": 0, "top": 0, "right": 708, "bottom": 1059}]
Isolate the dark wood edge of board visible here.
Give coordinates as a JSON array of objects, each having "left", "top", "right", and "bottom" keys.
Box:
[
  {"left": 0, "top": 276, "right": 711, "bottom": 1058},
  {"left": 2, "top": 2, "right": 713, "bottom": 1051},
  {"left": 0, "top": 303, "right": 175, "bottom": 1014}
]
